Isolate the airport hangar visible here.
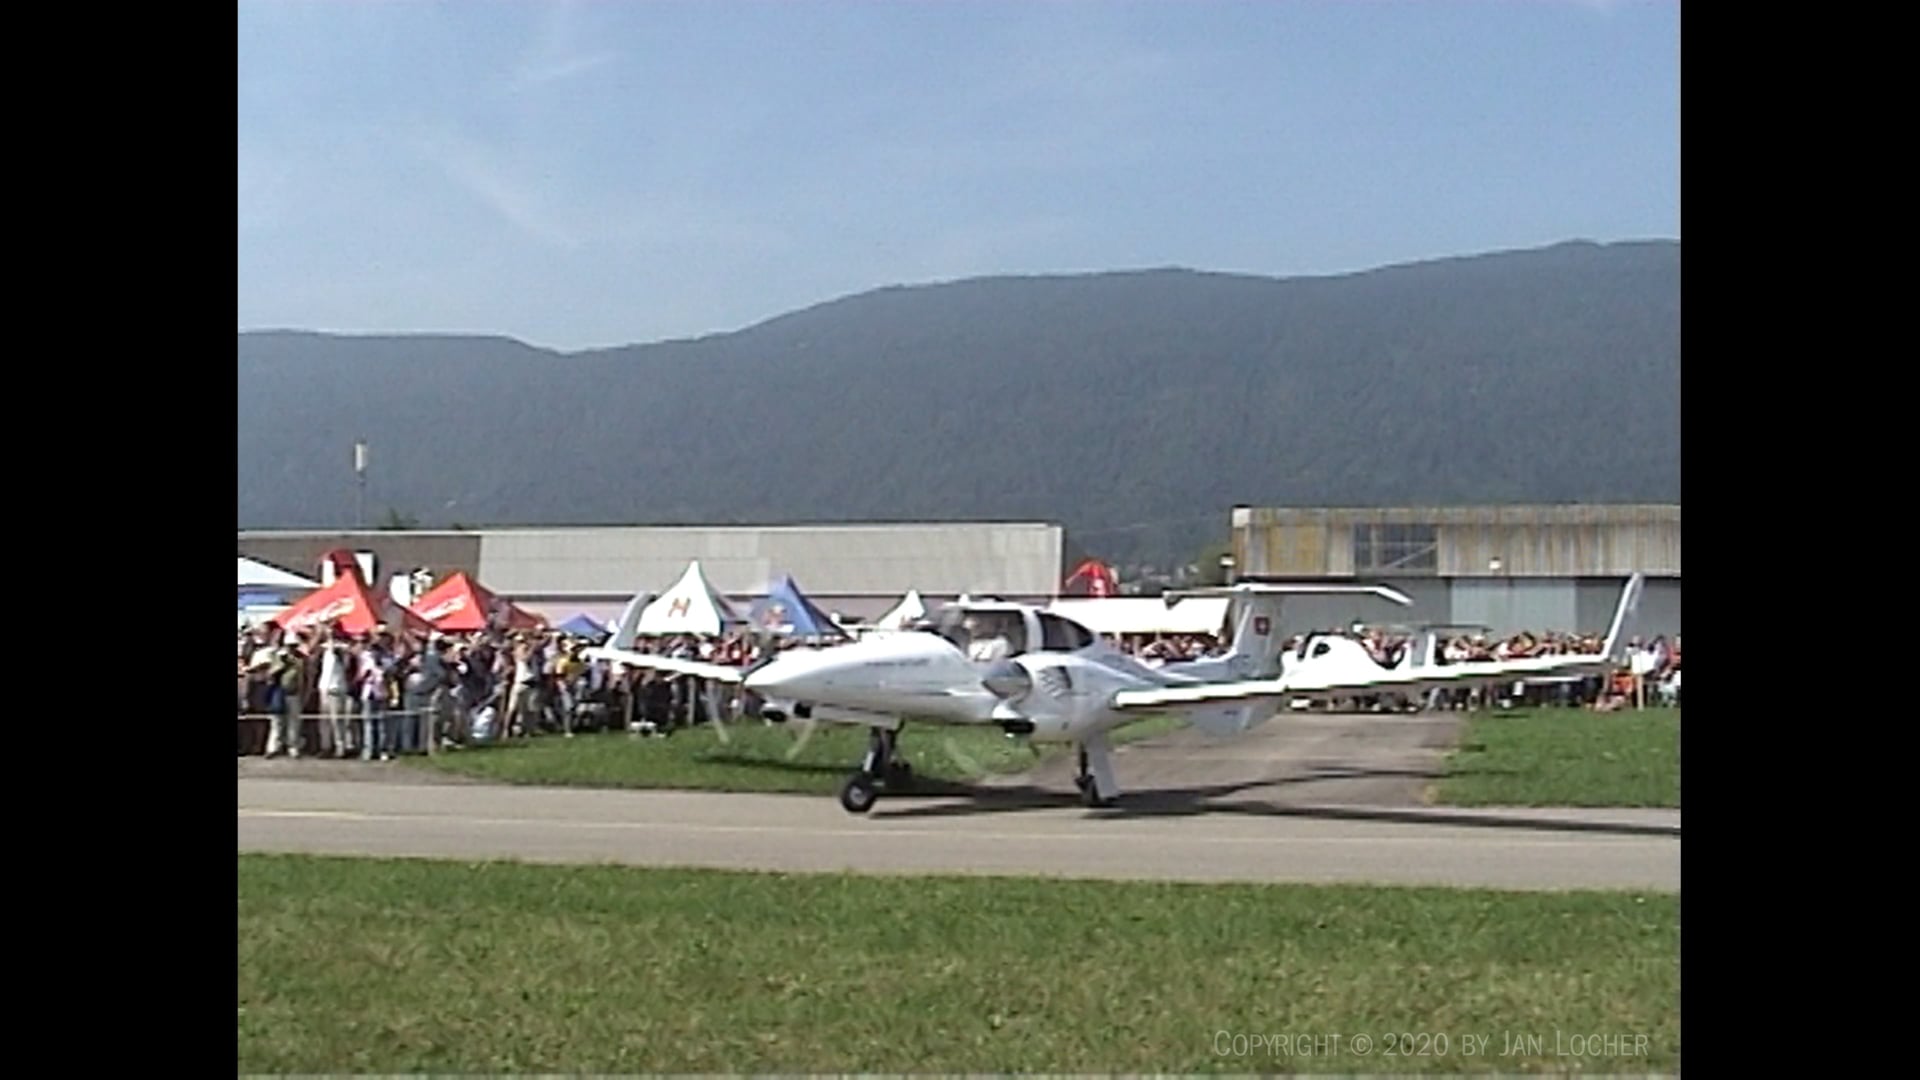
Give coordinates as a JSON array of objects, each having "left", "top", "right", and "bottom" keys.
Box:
[
  {"left": 1223, "top": 504, "right": 1680, "bottom": 640},
  {"left": 235, "top": 522, "right": 1065, "bottom": 626},
  {"left": 238, "top": 503, "right": 1678, "bottom": 638}
]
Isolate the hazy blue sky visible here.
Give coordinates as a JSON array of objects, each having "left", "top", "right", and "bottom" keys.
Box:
[{"left": 238, "top": 0, "right": 1678, "bottom": 352}]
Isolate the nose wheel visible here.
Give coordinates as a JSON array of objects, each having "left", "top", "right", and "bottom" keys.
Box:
[{"left": 838, "top": 725, "right": 909, "bottom": 814}]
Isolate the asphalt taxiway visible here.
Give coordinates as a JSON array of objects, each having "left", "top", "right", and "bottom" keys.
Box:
[
  {"left": 237, "top": 708, "right": 1677, "bottom": 891},
  {"left": 238, "top": 776, "right": 1677, "bottom": 892}
]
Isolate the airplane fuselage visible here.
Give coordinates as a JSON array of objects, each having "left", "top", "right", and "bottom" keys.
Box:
[{"left": 745, "top": 619, "right": 1255, "bottom": 743}]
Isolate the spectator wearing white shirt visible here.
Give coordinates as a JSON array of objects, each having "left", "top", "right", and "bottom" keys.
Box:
[
  {"left": 318, "top": 631, "right": 354, "bottom": 758},
  {"left": 507, "top": 639, "right": 537, "bottom": 739}
]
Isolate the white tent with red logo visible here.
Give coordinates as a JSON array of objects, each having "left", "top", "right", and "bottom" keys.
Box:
[{"left": 635, "top": 560, "right": 746, "bottom": 637}]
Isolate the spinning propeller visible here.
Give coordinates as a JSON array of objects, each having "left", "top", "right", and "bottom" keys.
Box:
[{"left": 981, "top": 658, "right": 1033, "bottom": 704}]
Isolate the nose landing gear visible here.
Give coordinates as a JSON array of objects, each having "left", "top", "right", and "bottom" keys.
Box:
[{"left": 837, "top": 725, "right": 912, "bottom": 814}]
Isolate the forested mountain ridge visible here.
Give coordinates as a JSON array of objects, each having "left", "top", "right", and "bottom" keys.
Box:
[{"left": 238, "top": 239, "right": 1679, "bottom": 566}]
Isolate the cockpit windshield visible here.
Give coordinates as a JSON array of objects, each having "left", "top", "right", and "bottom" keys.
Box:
[{"left": 925, "top": 607, "right": 1028, "bottom": 661}]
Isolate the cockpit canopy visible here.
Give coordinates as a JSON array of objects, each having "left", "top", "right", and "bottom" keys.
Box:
[
  {"left": 925, "top": 607, "right": 1027, "bottom": 655},
  {"left": 916, "top": 605, "right": 1096, "bottom": 657}
]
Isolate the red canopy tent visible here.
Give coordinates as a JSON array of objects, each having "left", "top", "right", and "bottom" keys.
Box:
[
  {"left": 409, "top": 571, "right": 544, "bottom": 633},
  {"left": 1062, "top": 558, "right": 1120, "bottom": 597},
  {"left": 273, "top": 552, "right": 434, "bottom": 637}
]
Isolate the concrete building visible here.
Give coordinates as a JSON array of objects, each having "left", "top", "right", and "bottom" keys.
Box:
[
  {"left": 1225, "top": 504, "right": 1680, "bottom": 638},
  {"left": 236, "top": 522, "right": 1065, "bottom": 625}
]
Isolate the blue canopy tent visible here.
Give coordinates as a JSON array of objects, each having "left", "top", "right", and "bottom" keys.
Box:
[
  {"left": 748, "top": 574, "right": 849, "bottom": 640},
  {"left": 556, "top": 612, "right": 609, "bottom": 639}
]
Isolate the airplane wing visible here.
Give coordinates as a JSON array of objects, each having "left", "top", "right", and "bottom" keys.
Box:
[
  {"left": 580, "top": 645, "right": 746, "bottom": 684},
  {"left": 1110, "top": 650, "right": 1616, "bottom": 710}
]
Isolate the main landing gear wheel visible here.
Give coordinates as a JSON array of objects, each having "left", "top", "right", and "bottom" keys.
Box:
[
  {"left": 839, "top": 774, "right": 878, "bottom": 814},
  {"left": 1075, "top": 747, "right": 1116, "bottom": 808},
  {"left": 886, "top": 759, "right": 914, "bottom": 788}
]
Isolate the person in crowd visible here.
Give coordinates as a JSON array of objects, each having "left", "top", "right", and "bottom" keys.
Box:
[
  {"left": 400, "top": 640, "right": 434, "bottom": 754},
  {"left": 458, "top": 641, "right": 491, "bottom": 743},
  {"left": 507, "top": 637, "right": 538, "bottom": 739},
  {"left": 643, "top": 671, "right": 675, "bottom": 734},
  {"left": 582, "top": 650, "right": 612, "bottom": 731},
  {"left": 318, "top": 628, "right": 356, "bottom": 758},
  {"left": 550, "top": 642, "right": 578, "bottom": 737},
  {"left": 358, "top": 632, "right": 394, "bottom": 761},
  {"left": 425, "top": 637, "right": 457, "bottom": 749},
  {"left": 264, "top": 642, "right": 304, "bottom": 757}
]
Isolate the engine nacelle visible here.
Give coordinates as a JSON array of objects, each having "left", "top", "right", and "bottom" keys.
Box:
[
  {"left": 757, "top": 699, "right": 807, "bottom": 724},
  {"left": 981, "top": 655, "right": 1123, "bottom": 743},
  {"left": 981, "top": 659, "right": 1032, "bottom": 702}
]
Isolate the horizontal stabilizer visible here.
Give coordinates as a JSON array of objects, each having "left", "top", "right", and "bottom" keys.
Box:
[
  {"left": 1112, "top": 649, "right": 1616, "bottom": 710},
  {"left": 1162, "top": 582, "right": 1415, "bottom": 607}
]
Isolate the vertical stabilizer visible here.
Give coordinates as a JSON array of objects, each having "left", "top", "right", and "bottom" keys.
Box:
[{"left": 1219, "top": 591, "right": 1288, "bottom": 677}]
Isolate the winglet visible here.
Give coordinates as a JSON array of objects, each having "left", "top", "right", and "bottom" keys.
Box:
[
  {"left": 606, "top": 591, "right": 653, "bottom": 651},
  {"left": 1599, "top": 573, "right": 1646, "bottom": 663}
]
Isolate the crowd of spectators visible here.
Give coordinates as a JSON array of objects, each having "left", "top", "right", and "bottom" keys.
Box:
[
  {"left": 236, "top": 623, "right": 775, "bottom": 759},
  {"left": 238, "top": 616, "right": 1679, "bottom": 758}
]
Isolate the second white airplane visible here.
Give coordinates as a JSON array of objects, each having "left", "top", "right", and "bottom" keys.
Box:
[{"left": 587, "top": 574, "right": 1644, "bottom": 813}]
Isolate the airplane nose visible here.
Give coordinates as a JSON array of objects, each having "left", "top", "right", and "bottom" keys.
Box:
[
  {"left": 743, "top": 653, "right": 827, "bottom": 698},
  {"left": 742, "top": 663, "right": 782, "bottom": 694}
]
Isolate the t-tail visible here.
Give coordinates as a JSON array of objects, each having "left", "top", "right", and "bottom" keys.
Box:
[{"left": 1156, "top": 581, "right": 1416, "bottom": 682}]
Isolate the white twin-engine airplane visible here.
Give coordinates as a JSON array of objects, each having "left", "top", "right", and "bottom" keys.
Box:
[{"left": 585, "top": 574, "right": 1644, "bottom": 814}]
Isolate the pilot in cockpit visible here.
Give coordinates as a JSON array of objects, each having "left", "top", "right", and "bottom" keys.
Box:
[{"left": 963, "top": 613, "right": 1013, "bottom": 663}]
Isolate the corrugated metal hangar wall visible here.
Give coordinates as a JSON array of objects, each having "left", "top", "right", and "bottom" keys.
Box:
[
  {"left": 238, "top": 522, "right": 1065, "bottom": 623},
  {"left": 1227, "top": 505, "right": 1680, "bottom": 638}
]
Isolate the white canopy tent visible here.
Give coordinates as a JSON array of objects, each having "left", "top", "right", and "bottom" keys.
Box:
[
  {"left": 872, "top": 589, "right": 927, "bottom": 630},
  {"left": 238, "top": 556, "right": 319, "bottom": 591},
  {"left": 1046, "top": 597, "right": 1232, "bottom": 637},
  {"left": 238, "top": 556, "right": 317, "bottom": 628},
  {"left": 635, "top": 560, "right": 746, "bottom": 637}
]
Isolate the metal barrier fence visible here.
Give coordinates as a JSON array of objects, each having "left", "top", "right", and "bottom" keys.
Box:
[{"left": 237, "top": 681, "right": 738, "bottom": 757}]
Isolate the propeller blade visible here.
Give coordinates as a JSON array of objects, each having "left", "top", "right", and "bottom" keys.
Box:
[{"left": 783, "top": 705, "right": 822, "bottom": 760}]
